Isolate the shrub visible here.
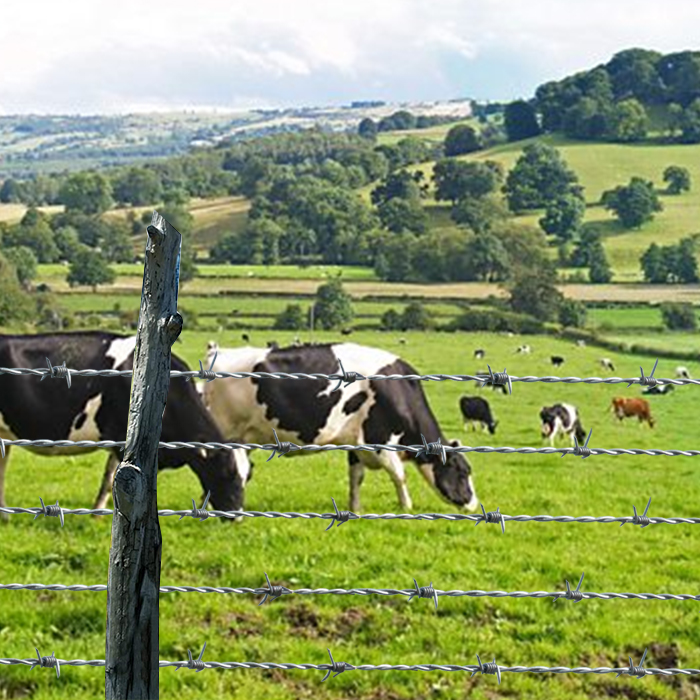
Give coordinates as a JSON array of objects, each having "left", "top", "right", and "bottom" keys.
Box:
[
  {"left": 274, "top": 304, "right": 307, "bottom": 331},
  {"left": 558, "top": 299, "right": 587, "bottom": 328},
  {"left": 381, "top": 308, "right": 403, "bottom": 331},
  {"left": 446, "top": 308, "right": 545, "bottom": 334},
  {"left": 660, "top": 302, "right": 697, "bottom": 330}
]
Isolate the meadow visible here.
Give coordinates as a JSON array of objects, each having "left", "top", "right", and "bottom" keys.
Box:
[{"left": 2, "top": 327, "right": 700, "bottom": 700}]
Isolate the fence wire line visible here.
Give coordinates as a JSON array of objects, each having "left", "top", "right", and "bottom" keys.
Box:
[
  {"left": 2, "top": 655, "right": 699, "bottom": 678},
  {"left": 1, "top": 363, "right": 699, "bottom": 387},
  {"left": 2, "top": 436, "right": 699, "bottom": 459},
  {"left": 2, "top": 580, "right": 699, "bottom": 603}
]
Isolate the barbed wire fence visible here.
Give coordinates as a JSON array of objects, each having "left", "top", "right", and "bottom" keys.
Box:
[{"left": 1, "top": 215, "right": 699, "bottom": 697}]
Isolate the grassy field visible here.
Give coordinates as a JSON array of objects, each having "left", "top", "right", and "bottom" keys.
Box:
[
  {"left": 2, "top": 328, "right": 700, "bottom": 700},
  {"left": 375, "top": 118, "right": 479, "bottom": 146}
]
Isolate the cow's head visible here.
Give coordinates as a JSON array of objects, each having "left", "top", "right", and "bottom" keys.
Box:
[
  {"left": 540, "top": 408, "right": 555, "bottom": 438},
  {"left": 487, "top": 420, "right": 498, "bottom": 436},
  {"left": 421, "top": 439, "right": 478, "bottom": 512},
  {"left": 197, "top": 449, "right": 246, "bottom": 521}
]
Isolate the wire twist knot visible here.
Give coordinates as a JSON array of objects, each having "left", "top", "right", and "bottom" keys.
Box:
[
  {"left": 177, "top": 643, "right": 207, "bottom": 672},
  {"left": 258, "top": 572, "right": 292, "bottom": 605},
  {"left": 179, "top": 491, "right": 212, "bottom": 521},
  {"left": 564, "top": 428, "right": 593, "bottom": 459},
  {"left": 325, "top": 497, "right": 355, "bottom": 531},
  {"left": 321, "top": 649, "right": 350, "bottom": 681},
  {"left": 620, "top": 497, "right": 652, "bottom": 528},
  {"left": 476, "top": 504, "right": 505, "bottom": 534},
  {"left": 188, "top": 351, "right": 217, "bottom": 383},
  {"left": 482, "top": 365, "right": 512, "bottom": 395},
  {"left": 331, "top": 359, "right": 361, "bottom": 393},
  {"left": 417, "top": 434, "right": 447, "bottom": 465},
  {"left": 31, "top": 648, "right": 60, "bottom": 678},
  {"left": 40, "top": 358, "right": 71, "bottom": 388},
  {"left": 34, "top": 497, "right": 64, "bottom": 527},
  {"left": 616, "top": 648, "right": 648, "bottom": 679},
  {"left": 553, "top": 572, "right": 585, "bottom": 604},
  {"left": 629, "top": 359, "right": 659, "bottom": 389},
  {"left": 470, "top": 654, "right": 501, "bottom": 684},
  {"left": 408, "top": 578, "right": 439, "bottom": 610},
  {"left": 266, "top": 429, "right": 294, "bottom": 462}
]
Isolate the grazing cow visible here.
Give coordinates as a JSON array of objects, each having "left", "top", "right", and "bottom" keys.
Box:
[
  {"left": 551, "top": 355, "right": 565, "bottom": 367},
  {"left": 398, "top": 337, "right": 407, "bottom": 345},
  {"left": 517, "top": 344, "right": 531, "bottom": 354},
  {"left": 676, "top": 366, "right": 691, "bottom": 380},
  {"left": 600, "top": 358, "right": 615, "bottom": 371},
  {"left": 199, "top": 343, "right": 478, "bottom": 513},
  {"left": 611, "top": 397, "right": 655, "bottom": 428},
  {"left": 459, "top": 397, "right": 497, "bottom": 435},
  {"left": 341, "top": 328, "right": 353, "bottom": 336},
  {"left": 476, "top": 370, "right": 508, "bottom": 395},
  {"left": 576, "top": 340, "right": 586, "bottom": 348},
  {"left": 242, "top": 334, "right": 251, "bottom": 344},
  {"left": 474, "top": 349, "right": 485, "bottom": 360},
  {"left": 0, "top": 332, "right": 245, "bottom": 519},
  {"left": 643, "top": 384, "right": 675, "bottom": 396},
  {"left": 540, "top": 403, "right": 586, "bottom": 447}
]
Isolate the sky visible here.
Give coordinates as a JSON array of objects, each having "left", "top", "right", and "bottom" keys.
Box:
[{"left": 1, "top": 0, "right": 699, "bottom": 114}]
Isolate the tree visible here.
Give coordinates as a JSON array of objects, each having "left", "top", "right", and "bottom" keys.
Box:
[
  {"left": 640, "top": 243, "right": 667, "bottom": 283},
  {"left": 539, "top": 194, "right": 586, "bottom": 241},
  {"left": 273, "top": 304, "right": 307, "bottom": 330},
  {"left": 401, "top": 302, "right": 433, "bottom": 330},
  {"left": 433, "top": 160, "right": 502, "bottom": 204},
  {"left": 371, "top": 170, "right": 424, "bottom": 205},
  {"left": 663, "top": 165, "right": 691, "bottom": 194},
  {"left": 588, "top": 242, "right": 613, "bottom": 283},
  {"left": 4, "top": 245, "right": 37, "bottom": 288},
  {"left": 640, "top": 238, "right": 698, "bottom": 283},
  {"left": 562, "top": 97, "right": 612, "bottom": 140},
  {"left": 58, "top": 171, "right": 113, "bottom": 214},
  {"left": 679, "top": 99, "right": 700, "bottom": 143},
  {"left": 158, "top": 196, "right": 198, "bottom": 283},
  {"left": 101, "top": 220, "right": 134, "bottom": 263},
  {"left": 558, "top": 298, "right": 587, "bottom": 328},
  {"left": 373, "top": 233, "right": 416, "bottom": 282},
  {"left": 661, "top": 303, "right": 697, "bottom": 330},
  {"left": 3, "top": 210, "right": 60, "bottom": 263},
  {"left": 451, "top": 196, "right": 508, "bottom": 234},
  {"left": 358, "top": 118, "right": 378, "bottom": 140},
  {"left": 54, "top": 225, "right": 83, "bottom": 262},
  {"left": 0, "top": 253, "right": 35, "bottom": 326},
  {"left": 465, "top": 233, "right": 511, "bottom": 282},
  {"left": 312, "top": 277, "right": 354, "bottom": 330},
  {"left": 443, "top": 124, "right": 482, "bottom": 156},
  {"left": 377, "top": 198, "right": 426, "bottom": 234},
  {"left": 67, "top": 247, "right": 116, "bottom": 291},
  {"left": 504, "top": 100, "right": 541, "bottom": 141},
  {"left": 504, "top": 143, "right": 582, "bottom": 211},
  {"left": 507, "top": 261, "right": 563, "bottom": 321},
  {"left": 608, "top": 98, "right": 648, "bottom": 142},
  {"left": 111, "top": 167, "right": 162, "bottom": 206},
  {"left": 602, "top": 177, "right": 663, "bottom": 228}
]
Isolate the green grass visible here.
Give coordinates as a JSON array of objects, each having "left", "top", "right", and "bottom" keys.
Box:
[
  {"left": 375, "top": 118, "right": 478, "bottom": 146},
  {"left": 2, "top": 329, "right": 700, "bottom": 699}
]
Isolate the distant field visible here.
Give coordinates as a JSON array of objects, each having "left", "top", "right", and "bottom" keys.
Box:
[
  {"left": 2, "top": 328, "right": 700, "bottom": 700},
  {"left": 0, "top": 202, "right": 63, "bottom": 222},
  {"left": 375, "top": 118, "right": 478, "bottom": 146}
]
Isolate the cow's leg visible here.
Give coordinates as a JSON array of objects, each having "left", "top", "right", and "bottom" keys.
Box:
[
  {"left": 93, "top": 452, "right": 120, "bottom": 513},
  {"left": 380, "top": 452, "right": 412, "bottom": 511},
  {"left": 348, "top": 452, "right": 365, "bottom": 512},
  {"left": 0, "top": 444, "right": 9, "bottom": 522}
]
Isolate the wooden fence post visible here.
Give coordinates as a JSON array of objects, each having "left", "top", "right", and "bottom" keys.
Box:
[{"left": 105, "top": 211, "right": 183, "bottom": 700}]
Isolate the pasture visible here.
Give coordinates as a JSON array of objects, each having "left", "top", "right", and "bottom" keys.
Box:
[{"left": 2, "top": 328, "right": 700, "bottom": 699}]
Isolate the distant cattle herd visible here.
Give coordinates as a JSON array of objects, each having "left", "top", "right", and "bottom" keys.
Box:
[{"left": 0, "top": 332, "right": 689, "bottom": 520}]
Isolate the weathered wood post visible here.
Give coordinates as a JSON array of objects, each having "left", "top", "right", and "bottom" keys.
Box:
[{"left": 105, "top": 211, "right": 183, "bottom": 699}]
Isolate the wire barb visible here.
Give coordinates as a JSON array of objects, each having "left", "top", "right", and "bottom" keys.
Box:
[
  {"left": 33, "top": 497, "right": 64, "bottom": 527},
  {"left": 553, "top": 572, "right": 585, "bottom": 604},
  {"left": 40, "top": 357, "right": 71, "bottom": 388},
  {"left": 620, "top": 497, "right": 652, "bottom": 528},
  {"left": 331, "top": 359, "right": 361, "bottom": 393},
  {"left": 417, "top": 434, "right": 447, "bottom": 465},
  {"left": 629, "top": 359, "right": 659, "bottom": 389},
  {"left": 565, "top": 428, "right": 593, "bottom": 459},
  {"left": 470, "top": 654, "right": 501, "bottom": 684},
  {"left": 476, "top": 504, "right": 505, "bottom": 534},
  {"left": 177, "top": 643, "right": 207, "bottom": 672},
  {"left": 258, "top": 573, "right": 292, "bottom": 606},
  {"left": 31, "top": 648, "right": 60, "bottom": 678},
  {"left": 321, "top": 649, "right": 350, "bottom": 682},
  {"left": 0, "top": 437, "right": 4, "bottom": 459},
  {"left": 188, "top": 351, "right": 218, "bottom": 383},
  {"left": 325, "top": 497, "right": 354, "bottom": 531},
  {"left": 483, "top": 365, "right": 512, "bottom": 395},
  {"left": 179, "top": 491, "right": 212, "bottom": 521},
  {"left": 266, "top": 429, "right": 294, "bottom": 462},
  {"left": 408, "top": 578, "right": 439, "bottom": 610},
  {"left": 616, "top": 648, "right": 648, "bottom": 679}
]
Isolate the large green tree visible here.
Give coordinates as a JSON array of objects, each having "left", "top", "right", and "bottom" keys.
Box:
[
  {"left": 312, "top": 277, "right": 354, "bottom": 330},
  {"left": 59, "top": 171, "right": 113, "bottom": 215},
  {"left": 608, "top": 98, "right": 649, "bottom": 142},
  {"left": 602, "top": 177, "right": 662, "bottom": 228},
  {"left": 67, "top": 247, "right": 116, "bottom": 291},
  {"left": 539, "top": 194, "right": 585, "bottom": 242},
  {"left": 443, "top": 124, "right": 482, "bottom": 156},
  {"left": 507, "top": 259, "right": 563, "bottom": 321},
  {"left": 433, "top": 160, "right": 502, "bottom": 204},
  {"left": 504, "top": 100, "right": 541, "bottom": 141},
  {"left": 663, "top": 165, "right": 691, "bottom": 194}
]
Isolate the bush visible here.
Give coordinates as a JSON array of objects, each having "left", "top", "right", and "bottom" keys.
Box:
[
  {"left": 381, "top": 308, "right": 403, "bottom": 331},
  {"left": 660, "top": 302, "right": 697, "bottom": 330},
  {"left": 446, "top": 308, "right": 545, "bottom": 334},
  {"left": 558, "top": 299, "right": 587, "bottom": 328},
  {"left": 381, "top": 303, "right": 433, "bottom": 331},
  {"left": 312, "top": 278, "right": 354, "bottom": 330},
  {"left": 274, "top": 304, "right": 307, "bottom": 331}
]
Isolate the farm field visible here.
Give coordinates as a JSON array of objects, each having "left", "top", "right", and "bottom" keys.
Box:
[{"left": 1, "top": 328, "right": 700, "bottom": 700}]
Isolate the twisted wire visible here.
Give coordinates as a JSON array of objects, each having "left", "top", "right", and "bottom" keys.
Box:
[
  {"left": 1, "top": 656, "right": 699, "bottom": 677},
  {"left": 2, "top": 365, "right": 700, "bottom": 386}
]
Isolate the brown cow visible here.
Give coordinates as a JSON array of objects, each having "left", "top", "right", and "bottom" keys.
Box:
[{"left": 611, "top": 397, "right": 655, "bottom": 428}]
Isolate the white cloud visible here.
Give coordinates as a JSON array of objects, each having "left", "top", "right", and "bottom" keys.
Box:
[{"left": 1, "top": 0, "right": 700, "bottom": 112}]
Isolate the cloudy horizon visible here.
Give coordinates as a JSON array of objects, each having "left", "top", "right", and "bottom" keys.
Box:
[{"left": 2, "top": 0, "right": 700, "bottom": 115}]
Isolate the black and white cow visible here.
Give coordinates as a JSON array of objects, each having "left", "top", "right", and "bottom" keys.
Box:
[
  {"left": 540, "top": 403, "right": 586, "bottom": 447},
  {"left": 459, "top": 397, "right": 497, "bottom": 435},
  {"left": 550, "top": 355, "right": 565, "bottom": 367},
  {"left": 198, "top": 342, "right": 478, "bottom": 513},
  {"left": 643, "top": 384, "right": 675, "bottom": 396},
  {"left": 0, "top": 332, "right": 245, "bottom": 518}
]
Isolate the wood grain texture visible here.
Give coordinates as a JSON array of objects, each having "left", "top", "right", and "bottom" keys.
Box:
[{"left": 105, "top": 211, "right": 182, "bottom": 700}]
